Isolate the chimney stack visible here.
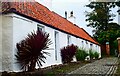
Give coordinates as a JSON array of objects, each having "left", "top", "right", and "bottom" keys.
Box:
[
  {"left": 68, "top": 11, "right": 76, "bottom": 24},
  {"left": 70, "top": 11, "right": 73, "bottom": 17},
  {"left": 65, "top": 11, "right": 67, "bottom": 19}
]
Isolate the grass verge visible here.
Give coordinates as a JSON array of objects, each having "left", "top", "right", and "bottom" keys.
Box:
[
  {"left": 2, "top": 61, "right": 92, "bottom": 76},
  {"left": 43, "top": 61, "right": 90, "bottom": 76}
]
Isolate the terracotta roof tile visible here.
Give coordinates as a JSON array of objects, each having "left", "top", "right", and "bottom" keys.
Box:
[{"left": 1, "top": 1, "right": 99, "bottom": 45}]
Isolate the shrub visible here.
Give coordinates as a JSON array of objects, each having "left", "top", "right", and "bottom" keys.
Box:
[
  {"left": 94, "top": 52, "right": 99, "bottom": 59},
  {"left": 15, "top": 30, "right": 52, "bottom": 71},
  {"left": 89, "top": 49, "right": 94, "bottom": 59},
  {"left": 89, "top": 49, "right": 99, "bottom": 60},
  {"left": 75, "top": 48, "right": 88, "bottom": 61},
  {"left": 61, "top": 44, "right": 78, "bottom": 64}
]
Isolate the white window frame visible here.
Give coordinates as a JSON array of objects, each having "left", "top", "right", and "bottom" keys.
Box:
[
  {"left": 90, "top": 43, "right": 93, "bottom": 50},
  {"left": 37, "top": 24, "right": 45, "bottom": 32},
  {"left": 82, "top": 41, "right": 84, "bottom": 48},
  {"left": 67, "top": 35, "right": 71, "bottom": 45},
  {"left": 54, "top": 31, "right": 59, "bottom": 60}
]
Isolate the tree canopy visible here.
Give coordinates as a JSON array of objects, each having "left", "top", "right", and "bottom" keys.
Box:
[{"left": 85, "top": 1, "right": 120, "bottom": 55}]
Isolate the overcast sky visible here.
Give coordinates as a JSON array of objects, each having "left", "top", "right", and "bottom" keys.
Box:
[
  {"left": 36, "top": 0, "right": 119, "bottom": 36},
  {"left": 52, "top": 0, "right": 94, "bottom": 35}
]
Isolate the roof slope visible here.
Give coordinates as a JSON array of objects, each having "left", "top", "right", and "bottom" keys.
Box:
[{"left": 1, "top": 1, "right": 99, "bottom": 45}]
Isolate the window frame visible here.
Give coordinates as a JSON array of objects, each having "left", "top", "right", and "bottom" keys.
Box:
[
  {"left": 54, "top": 31, "right": 59, "bottom": 60},
  {"left": 67, "top": 35, "right": 71, "bottom": 45},
  {"left": 37, "top": 24, "right": 45, "bottom": 32}
]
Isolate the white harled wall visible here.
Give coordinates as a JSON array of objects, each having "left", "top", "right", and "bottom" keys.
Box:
[
  {"left": 12, "top": 14, "right": 64, "bottom": 71},
  {"left": 1, "top": 14, "right": 14, "bottom": 72},
  {"left": 0, "top": 14, "right": 2, "bottom": 72},
  {"left": 0, "top": 13, "right": 101, "bottom": 72},
  {"left": 13, "top": 14, "right": 37, "bottom": 71}
]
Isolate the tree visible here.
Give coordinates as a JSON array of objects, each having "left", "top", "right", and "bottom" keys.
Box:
[
  {"left": 15, "top": 30, "right": 52, "bottom": 71},
  {"left": 85, "top": 1, "right": 120, "bottom": 55},
  {"left": 86, "top": 2, "right": 119, "bottom": 31}
]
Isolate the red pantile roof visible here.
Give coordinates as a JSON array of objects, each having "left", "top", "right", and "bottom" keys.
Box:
[{"left": 1, "top": 1, "right": 99, "bottom": 45}]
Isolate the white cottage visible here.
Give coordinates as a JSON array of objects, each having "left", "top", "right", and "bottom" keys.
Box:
[{"left": 0, "top": 1, "right": 101, "bottom": 72}]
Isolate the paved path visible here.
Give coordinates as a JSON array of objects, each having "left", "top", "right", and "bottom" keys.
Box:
[{"left": 68, "top": 57, "right": 118, "bottom": 75}]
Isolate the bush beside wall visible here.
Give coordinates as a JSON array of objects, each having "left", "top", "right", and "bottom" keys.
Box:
[
  {"left": 75, "top": 48, "right": 88, "bottom": 61},
  {"left": 89, "top": 49, "right": 99, "bottom": 60},
  {"left": 61, "top": 44, "right": 78, "bottom": 64}
]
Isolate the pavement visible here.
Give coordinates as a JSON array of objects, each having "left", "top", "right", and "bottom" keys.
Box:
[{"left": 67, "top": 57, "right": 118, "bottom": 75}]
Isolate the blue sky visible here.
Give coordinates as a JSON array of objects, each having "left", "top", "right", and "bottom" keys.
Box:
[{"left": 36, "top": 0, "right": 119, "bottom": 36}]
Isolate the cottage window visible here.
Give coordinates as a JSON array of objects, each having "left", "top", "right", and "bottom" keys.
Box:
[
  {"left": 96, "top": 45, "right": 98, "bottom": 50},
  {"left": 86, "top": 41, "right": 88, "bottom": 44},
  {"left": 82, "top": 41, "right": 84, "bottom": 48},
  {"left": 90, "top": 43, "right": 93, "bottom": 50},
  {"left": 37, "top": 24, "right": 44, "bottom": 32},
  {"left": 55, "top": 31, "right": 59, "bottom": 60},
  {"left": 67, "top": 35, "right": 71, "bottom": 45}
]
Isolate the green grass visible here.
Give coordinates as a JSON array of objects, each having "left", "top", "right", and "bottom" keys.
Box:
[
  {"left": 44, "top": 61, "right": 89, "bottom": 76},
  {"left": 1, "top": 61, "right": 90, "bottom": 76}
]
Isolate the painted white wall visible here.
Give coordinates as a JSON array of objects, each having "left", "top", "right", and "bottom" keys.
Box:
[
  {"left": 98, "top": 45, "right": 101, "bottom": 58},
  {"left": 1, "top": 13, "right": 101, "bottom": 72},
  {"left": 0, "top": 15, "right": 2, "bottom": 72},
  {"left": 85, "top": 41, "right": 90, "bottom": 53},
  {"left": 59, "top": 31, "right": 68, "bottom": 62},
  {"left": 71, "top": 36, "right": 77, "bottom": 45},
  {"left": 12, "top": 14, "right": 64, "bottom": 71},
  {"left": 76, "top": 38, "right": 80, "bottom": 47},
  {"left": 59, "top": 32, "right": 68, "bottom": 49},
  {"left": 68, "top": 17, "right": 76, "bottom": 24},
  {"left": 12, "top": 14, "right": 37, "bottom": 71},
  {"left": 1, "top": 14, "right": 13, "bottom": 72},
  {"left": 79, "top": 39, "right": 84, "bottom": 48},
  {"left": 41, "top": 27, "right": 62, "bottom": 68}
]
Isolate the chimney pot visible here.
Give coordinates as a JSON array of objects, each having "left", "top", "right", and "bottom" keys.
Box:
[
  {"left": 65, "top": 11, "right": 67, "bottom": 19},
  {"left": 70, "top": 11, "right": 73, "bottom": 17}
]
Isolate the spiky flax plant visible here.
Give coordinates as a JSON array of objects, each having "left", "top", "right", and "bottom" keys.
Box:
[{"left": 15, "top": 30, "right": 52, "bottom": 71}]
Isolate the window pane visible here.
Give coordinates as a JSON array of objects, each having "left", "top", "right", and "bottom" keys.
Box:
[
  {"left": 67, "top": 35, "right": 71, "bottom": 45},
  {"left": 37, "top": 24, "right": 44, "bottom": 32},
  {"left": 55, "top": 31, "right": 59, "bottom": 60}
]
